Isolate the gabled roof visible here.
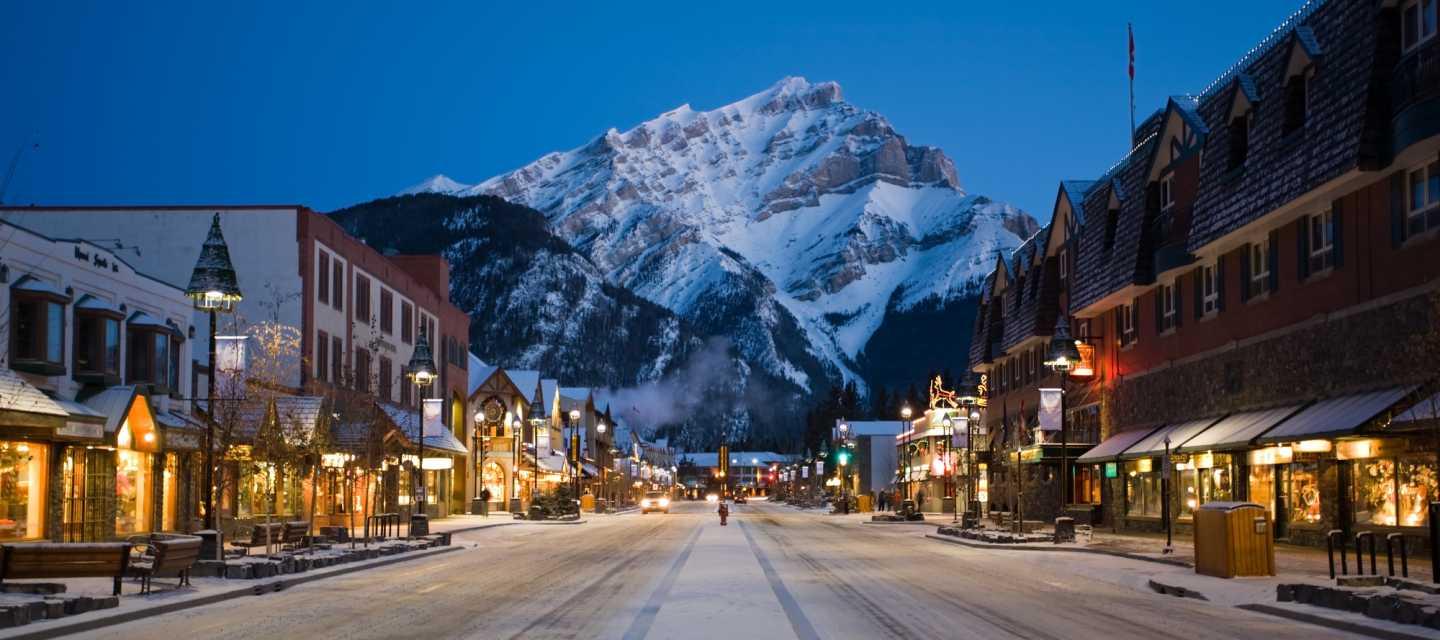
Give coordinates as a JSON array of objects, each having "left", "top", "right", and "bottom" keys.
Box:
[
  {"left": 1235, "top": 73, "right": 1262, "bottom": 104},
  {"left": 467, "top": 353, "right": 496, "bottom": 396},
  {"left": 1294, "top": 25, "right": 1323, "bottom": 58},
  {"left": 380, "top": 402, "right": 468, "bottom": 455},
  {"left": 0, "top": 369, "right": 66, "bottom": 418},
  {"left": 1060, "top": 180, "right": 1097, "bottom": 226},
  {"left": 506, "top": 370, "right": 541, "bottom": 402},
  {"left": 80, "top": 385, "right": 141, "bottom": 434}
]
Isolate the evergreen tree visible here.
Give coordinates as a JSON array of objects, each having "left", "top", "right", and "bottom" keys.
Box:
[{"left": 870, "top": 384, "right": 891, "bottom": 420}]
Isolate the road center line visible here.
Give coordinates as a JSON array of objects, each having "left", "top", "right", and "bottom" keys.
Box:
[
  {"left": 622, "top": 523, "right": 703, "bottom": 640},
  {"left": 739, "top": 519, "right": 821, "bottom": 640}
]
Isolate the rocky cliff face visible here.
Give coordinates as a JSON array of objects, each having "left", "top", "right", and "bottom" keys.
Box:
[{"left": 400, "top": 77, "right": 1038, "bottom": 435}]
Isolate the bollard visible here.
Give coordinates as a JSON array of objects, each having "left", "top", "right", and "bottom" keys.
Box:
[
  {"left": 1327, "top": 529, "right": 1347, "bottom": 578},
  {"left": 1386, "top": 533, "right": 1409, "bottom": 578},
  {"left": 1355, "top": 531, "right": 1376, "bottom": 575}
]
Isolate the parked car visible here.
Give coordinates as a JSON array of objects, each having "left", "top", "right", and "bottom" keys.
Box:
[
  {"left": 733, "top": 494, "right": 748, "bottom": 504},
  {"left": 641, "top": 492, "right": 671, "bottom": 514}
]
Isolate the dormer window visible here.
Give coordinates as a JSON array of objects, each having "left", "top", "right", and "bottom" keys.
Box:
[
  {"left": 1403, "top": 0, "right": 1437, "bottom": 53},
  {"left": 126, "top": 312, "right": 178, "bottom": 392},
  {"left": 1228, "top": 111, "right": 1252, "bottom": 170},
  {"left": 1159, "top": 175, "right": 1175, "bottom": 213},
  {"left": 1058, "top": 248, "right": 1069, "bottom": 284},
  {"left": 1284, "top": 68, "right": 1314, "bottom": 134}
]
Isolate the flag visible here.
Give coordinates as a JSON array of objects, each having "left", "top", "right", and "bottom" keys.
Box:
[{"left": 1128, "top": 23, "right": 1135, "bottom": 79}]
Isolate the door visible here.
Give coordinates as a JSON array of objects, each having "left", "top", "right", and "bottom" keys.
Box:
[{"left": 1274, "top": 465, "right": 1289, "bottom": 540}]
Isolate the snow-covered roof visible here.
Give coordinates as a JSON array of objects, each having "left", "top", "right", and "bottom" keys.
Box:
[
  {"left": 505, "top": 370, "right": 540, "bottom": 401},
  {"left": 467, "top": 353, "right": 496, "bottom": 396},
  {"left": 10, "top": 274, "right": 67, "bottom": 298},
  {"left": 382, "top": 403, "right": 469, "bottom": 455},
  {"left": 539, "top": 379, "right": 559, "bottom": 417},
  {"left": 0, "top": 369, "right": 67, "bottom": 418},
  {"left": 80, "top": 386, "right": 140, "bottom": 433},
  {"left": 75, "top": 294, "right": 121, "bottom": 314}
]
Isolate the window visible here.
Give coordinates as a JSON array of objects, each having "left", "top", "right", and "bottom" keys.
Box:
[
  {"left": 1291, "top": 461, "right": 1324, "bottom": 525},
  {"left": 11, "top": 291, "right": 65, "bottom": 371},
  {"left": 74, "top": 310, "right": 121, "bottom": 380},
  {"left": 1353, "top": 455, "right": 1437, "bottom": 527},
  {"left": 1125, "top": 460, "right": 1161, "bottom": 517},
  {"left": 1308, "top": 210, "right": 1336, "bottom": 273},
  {"left": 1159, "top": 283, "right": 1177, "bottom": 332},
  {"left": 316, "top": 330, "right": 329, "bottom": 383},
  {"left": 380, "top": 289, "right": 394, "bottom": 335},
  {"left": 1406, "top": 159, "right": 1440, "bottom": 236},
  {"left": 354, "top": 348, "right": 370, "bottom": 393},
  {"left": 1058, "top": 248, "right": 1069, "bottom": 284},
  {"left": 1104, "top": 207, "right": 1120, "bottom": 253},
  {"left": 1248, "top": 241, "right": 1271, "bottom": 298},
  {"left": 1403, "top": 0, "right": 1438, "bottom": 53},
  {"left": 127, "top": 328, "right": 173, "bottom": 390},
  {"left": 1159, "top": 175, "right": 1175, "bottom": 213},
  {"left": 1283, "top": 69, "right": 1312, "bottom": 134},
  {"left": 317, "top": 252, "right": 330, "bottom": 305},
  {"left": 0, "top": 441, "right": 49, "bottom": 541},
  {"left": 331, "top": 336, "right": 343, "bottom": 387},
  {"left": 332, "top": 260, "right": 344, "bottom": 312},
  {"left": 354, "top": 275, "right": 371, "bottom": 322},
  {"left": 401, "top": 302, "right": 414, "bottom": 345},
  {"left": 1201, "top": 263, "right": 1219, "bottom": 316},
  {"left": 1227, "top": 112, "right": 1252, "bottom": 170},
  {"left": 1119, "top": 303, "right": 1136, "bottom": 346},
  {"left": 378, "top": 356, "right": 392, "bottom": 401}
]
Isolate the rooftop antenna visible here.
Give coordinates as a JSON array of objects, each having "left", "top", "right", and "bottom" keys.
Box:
[{"left": 0, "top": 135, "right": 39, "bottom": 205}]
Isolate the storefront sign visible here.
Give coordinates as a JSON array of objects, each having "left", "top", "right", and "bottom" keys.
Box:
[
  {"left": 1135, "top": 457, "right": 1153, "bottom": 473},
  {"left": 1072, "top": 344, "right": 1096, "bottom": 378},
  {"left": 1104, "top": 462, "right": 1118, "bottom": 478},
  {"left": 165, "top": 430, "right": 201, "bottom": 450},
  {"left": 1247, "top": 446, "right": 1294, "bottom": 466},
  {"left": 57, "top": 421, "right": 102, "bottom": 440},
  {"left": 1336, "top": 438, "right": 1396, "bottom": 460},
  {"left": 1019, "top": 446, "right": 1043, "bottom": 463},
  {"left": 1038, "top": 388, "right": 1062, "bottom": 431}
]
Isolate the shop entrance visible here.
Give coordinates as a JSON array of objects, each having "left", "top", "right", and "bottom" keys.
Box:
[{"left": 62, "top": 448, "right": 115, "bottom": 542}]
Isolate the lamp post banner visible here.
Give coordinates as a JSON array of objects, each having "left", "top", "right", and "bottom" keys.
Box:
[
  {"left": 1038, "top": 388, "right": 1063, "bottom": 431},
  {"left": 802, "top": 466, "right": 809, "bottom": 479},
  {"left": 815, "top": 461, "right": 824, "bottom": 476}
]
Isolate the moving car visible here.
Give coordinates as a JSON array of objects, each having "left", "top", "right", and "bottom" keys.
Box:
[
  {"left": 641, "top": 492, "right": 671, "bottom": 514},
  {"left": 733, "top": 494, "right": 748, "bottom": 504},
  {"left": 705, "top": 493, "right": 720, "bottom": 504}
]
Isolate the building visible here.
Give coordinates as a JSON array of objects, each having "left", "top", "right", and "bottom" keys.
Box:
[
  {"left": 969, "top": 0, "right": 1440, "bottom": 548},
  {"left": 835, "top": 420, "right": 906, "bottom": 500},
  {"left": 678, "top": 451, "right": 790, "bottom": 497},
  {"left": 3, "top": 206, "right": 473, "bottom": 523},
  {"left": 0, "top": 218, "right": 201, "bottom": 541}
]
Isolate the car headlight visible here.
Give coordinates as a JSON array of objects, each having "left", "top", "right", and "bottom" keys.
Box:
[
  {"left": 658, "top": 498, "right": 670, "bottom": 507},
  {"left": 641, "top": 499, "right": 651, "bottom": 507}
]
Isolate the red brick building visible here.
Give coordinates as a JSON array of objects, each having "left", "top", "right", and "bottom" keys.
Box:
[{"left": 970, "top": 0, "right": 1440, "bottom": 547}]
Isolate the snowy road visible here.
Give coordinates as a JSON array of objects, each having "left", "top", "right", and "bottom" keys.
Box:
[{"left": 86, "top": 501, "right": 1356, "bottom": 639}]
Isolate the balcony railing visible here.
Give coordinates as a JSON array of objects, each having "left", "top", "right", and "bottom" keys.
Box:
[{"left": 1394, "top": 38, "right": 1440, "bottom": 115}]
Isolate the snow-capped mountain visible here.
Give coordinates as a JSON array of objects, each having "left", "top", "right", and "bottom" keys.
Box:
[{"left": 404, "top": 77, "right": 1037, "bottom": 398}]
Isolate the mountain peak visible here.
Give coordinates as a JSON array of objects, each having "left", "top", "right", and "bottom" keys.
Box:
[{"left": 401, "top": 174, "right": 470, "bottom": 195}]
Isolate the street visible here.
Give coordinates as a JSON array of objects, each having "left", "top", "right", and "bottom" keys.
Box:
[{"left": 84, "top": 500, "right": 1354, "bottom": 640}]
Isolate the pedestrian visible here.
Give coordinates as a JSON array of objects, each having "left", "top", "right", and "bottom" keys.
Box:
[
  {"left": 479, "top": 487, "right": 492, "bottom": 517},
  {"left": 717, "top": 499, "right": 730, "bottom": 526},
  {"left": 877, "top": 490, "right": 886, "bottom": 512},
  {"left": 917, "top": 489, "right": 927, "bottom": 513}
]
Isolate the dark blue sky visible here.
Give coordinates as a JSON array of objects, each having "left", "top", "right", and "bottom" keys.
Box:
[{"left": 2, "top": 1, "right": 1300, "bottom": 219}]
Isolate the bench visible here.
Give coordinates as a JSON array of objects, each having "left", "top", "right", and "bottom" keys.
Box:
[
  {"left": 129, "top": 534, "right": 201, "bottom": 594},
  {"left": 231, "top": 522, "right": 285, "bottom": 556},
  {"left": 279, "top": 521, "right": 310, "bottom": 551},
  {"left": 0, "top": 543, "right": 132, "bottom": 596}
]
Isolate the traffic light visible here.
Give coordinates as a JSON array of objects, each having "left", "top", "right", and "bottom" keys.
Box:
[{"left": 836, "top": 451, "right": 850, "bottom": 466}]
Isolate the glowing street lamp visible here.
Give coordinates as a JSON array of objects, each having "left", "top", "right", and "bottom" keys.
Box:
[
  {"left": 185, "top": 213, "right": 243, "bottom": 533},
  {"left": 1044, "top": 316, "right": 1082, "bottom": 509}
]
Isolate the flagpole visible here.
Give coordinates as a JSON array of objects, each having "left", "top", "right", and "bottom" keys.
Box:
[{"left": 1128, "top": 22, "right": 1136, "bottom": 142}]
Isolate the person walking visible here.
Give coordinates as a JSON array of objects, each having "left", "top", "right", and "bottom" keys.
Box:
[
  {"left": 479, "top": 487, "right": 492, "bottom": 517},
  {"left": 717, "top": 499, "right": 730, "bottom": 526}
]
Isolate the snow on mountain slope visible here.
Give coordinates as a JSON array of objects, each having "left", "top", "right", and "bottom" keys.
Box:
[
  {"left": 412, "top": 77, "right": 1037, "bottom": 393},
  {"left": 401, "top": 174, "right": 472, "bottom": 195}
]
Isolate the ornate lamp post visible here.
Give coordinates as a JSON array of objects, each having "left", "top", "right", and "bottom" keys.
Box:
[
  {"left": 941, "top": 414, "right": 956, "bottom": 522},
  {"left": 406, "top": 332, "right": 437, "bottom": 536},
  {"left": 958, "top": 373, "right": 981, "bottom": 526},
  {"left": 597, "top": 421, "right": 607, "bottom": 508},
  {"left": 900, "top": 405, "right": 913, "bottom": 510},
  {"left": 527, "top": 392, "right": 545, "bottom": 513},
  {"left": 565, "top": 408, "right": 581, "bottom": 505},
  {"left": 1044, "top": 316, "right": 1082, "bottom": 514},
  {"left": 185, "top": 213, "right": 243, "bottom": 534},
  {"left": 473, "top": 410, "right": 487, "bottom": 516}
]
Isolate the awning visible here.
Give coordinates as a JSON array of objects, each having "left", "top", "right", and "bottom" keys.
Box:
[
  {"left": 1257, "top": 386, "right": 1418, "bottom": 444},
  {"left": 1076, "top": 424, "right": 1164, "bottom": 463},
  {"left": 582, "top": 462, "right": 599, "bottom": 478},
  {"left": 1178, "top": 405, "right": 1304, "bottom": 452},
  {"left": 0, "top": 368, "right": 67, "bottom": 428},
  {"left": 1391, "top": 391, "right": 1440, "bottom": 425},
  {"left": 1122, "top": 416, "right": 1225, "bottom": 459}
]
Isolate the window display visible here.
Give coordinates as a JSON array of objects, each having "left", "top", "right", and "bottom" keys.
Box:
[
  {"left": 115, "top": 449, "right": 153, "bottom": 535},
  {"left": 1248, "top": 466, "right": 1275, "bottom": 519},
  {"left": 1200, "top": 457, "right": 1233, "bottom": 504},
  {"left": 1125, "top": 463, "right": 1161, "bottom": 517},
  {"left": 1289, "top": 461, "right": 1322, "bottom": 525},
  {"left": 1178, "top": 467, "right": 1198, "bottom": 518},
  {"left": 1355, "top": 456, "right": 1437, "bottom": 527},
  {"left": 0, "top": 442, "right": 46, "bottom": 541}
]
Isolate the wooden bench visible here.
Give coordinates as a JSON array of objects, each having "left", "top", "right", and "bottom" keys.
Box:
[
  {"left": 129, "top": 534, "right": 201, "bottom": 594},
  {"left": 279, "top": 521, "right": 310, "bottom": 551},
  {"left": 231, "top": 522, "right": 285, "bottom": 556},
  {"left": 0, "top": 543, "right": 132, "bottom": 596}
]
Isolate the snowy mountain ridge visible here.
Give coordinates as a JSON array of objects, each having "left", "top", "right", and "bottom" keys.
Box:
[{"left": 405, "top": 77, "right": 1037, "bottom": 393}]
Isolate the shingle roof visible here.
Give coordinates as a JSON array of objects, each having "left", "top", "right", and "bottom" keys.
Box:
[
  {"left": 0, "top": 369, "right": 67, "bottom": 418},
  {"left": 1071, "top": 111, "right": 1165, "bottom": 313},
  {"left": 381, "top": 402, "right": 469, "bottom": 455},
  {"left": 506, "top": 370, "right": 541, "bottom": 401},
  {"left": 80, "top": 386, "right": 140, "bottom": 434}
]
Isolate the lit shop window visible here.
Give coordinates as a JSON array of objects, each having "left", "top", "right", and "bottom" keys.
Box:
[
  {"left": 1290, "top": 461, "right": 1323, "bottom": 525},
  {"left": 0, "top": 442, "right": 47, "bottom": 541},
  {"left": 1354, "top": 456, "right": 1437, "bottom": 527}
]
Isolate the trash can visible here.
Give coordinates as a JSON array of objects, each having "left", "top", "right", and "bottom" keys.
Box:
[
  {"left": 941, "top": 496, "right": 956, "bottom": 514},
  {"left": 580, "top": 494, "right": 596, "bottom": 513},
  {"left": 1193, "top": 501, "right": 1274, "bottom": 578},
  {"left": 410, "top": 513, "right": 430, "bottom": 537},
  {"left": 857, "top": 494, "right": 872, "bottom": 513},
  {"left": 1054, "top": 517, "right": 1075, "bottom": 543}
]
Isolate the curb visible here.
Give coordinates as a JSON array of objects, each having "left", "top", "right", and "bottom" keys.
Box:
[
  {"left": 1237, "top": 603, "right": 1436, "bottom": 640},
  {"left": 4, "top": 545, "right": 462, "bottom": 640},
  {"left": 924, "top": 533, "right": 1192, "bottom": 568},
  {"left": 861, "top": 520, "right": 937, "bottom": 527},
  {"left": 1147, "top": 578, "right": 1208, "bottom": 601}
]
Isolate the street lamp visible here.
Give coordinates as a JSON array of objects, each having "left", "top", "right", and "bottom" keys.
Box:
[
  {"left": 406, "top": 331, "right": 437, "bottom": 536},
  {"left": 597, "top": 421, "right": 607, "bottom": 507},
  {"left": 958, "top": 373, "right": 981, "bottom": 527},
  {"left": 900, "top": 405, "right": 913, "bottom": 510},
  {"left": 1044, "top": 316, "right": 1082, "bottom": 515},
  {"left": 185, "top": 213, "right": 243, "bottom": 534},
  {"left": 565, "top": 408, "right": 581, "bottom": 506},
  {"left": 527, "top": 394, "right": 545, "bottom": 514}
]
